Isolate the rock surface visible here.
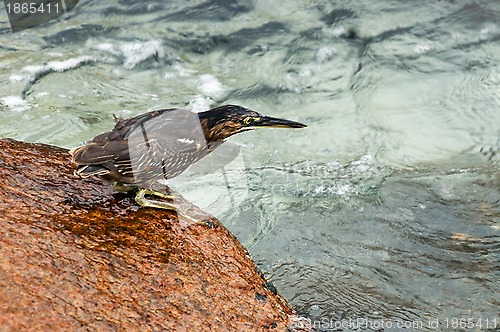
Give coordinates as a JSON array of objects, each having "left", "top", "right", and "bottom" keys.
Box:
[{"left": 0, "top": 138, "right": 302, "bottom": 331}]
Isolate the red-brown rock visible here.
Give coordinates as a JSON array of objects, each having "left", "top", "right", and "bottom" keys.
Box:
[{"left": 0, "top": 138, "right": 302, "bottom": 331}]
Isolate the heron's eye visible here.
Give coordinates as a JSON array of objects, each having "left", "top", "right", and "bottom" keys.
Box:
[{"left": 243, "top": 117, "right": 260, "bottom": 125}]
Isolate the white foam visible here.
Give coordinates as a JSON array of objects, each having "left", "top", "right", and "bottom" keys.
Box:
[
  {"left": 188, "top": 96, "right": 213, "bottom": 113},
  {"left": 95, "top": 42, "right": 119, "bottom": 55},
  {"left": 18, "top": 56, "right": 96, "bottom": 84},
  {"left": 480, "top": 27, "right": 490, "bottom": 36},
  {"left": 414, "top": 43, "right": 431, "bottom": 54},
  {"left": 163, "top": 71, "right": 177, "bottom": 80},
  {"left": 121, "top": 40, "right": 164, "bottom": 69},
  {"left": 164, "top": 64, "right": 195, "bottom": 80},
  {"left": 315, "top": 45, "right": 337, "bottom": 63},
  {"left": 325, "top": 26, "right": 347, "bottom": 38},
  {"left": 144, "top": 93, "right": 159, "bottom": 101},
  {"left": 45, "top": 52, "right": 64, "bottom": 57},
  {"left": 351, "top": 155, "right": 375, "bottom": 172},
  {"left": 47, "top": 55, "right": 95, "bottom": 72},
  {"left": 197, "top": 74, "right": 228, "bottom": 100},
  {"left": 9, "top": 74, "right": 25, "bottom": 82},
  {"left": 90, "top": 39, "right": 165, "bottom": 69},
  {"left": 22, "top": 64, "right": 46, "bottom": 74},
  {"left": 1, "top": 95, "right": 30, "bottom": 112},
  {"left": 336, "top": 183, "right": 354, "bottom": 197},
  {"left": 299, "top": 68, "right": 312, "bottom": 77}
]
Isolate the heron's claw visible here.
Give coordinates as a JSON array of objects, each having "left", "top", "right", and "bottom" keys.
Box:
[{"left": 134, "top": 188, "right": 198, "bottom": 224}]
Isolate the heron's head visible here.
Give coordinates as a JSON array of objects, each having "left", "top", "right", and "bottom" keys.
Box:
[{"left": 199, "top": 104, "right": 306, "bottom": 142}]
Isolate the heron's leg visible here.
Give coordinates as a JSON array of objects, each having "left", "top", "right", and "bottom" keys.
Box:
[
  {"left": 114, "top": 182, "right": 137, "bottom": 193},
  {"left": 134, "top": 188, "right": 176, "bottom": 207},
  {"left": 134, "top": 188, "right": 198, "bottom": 223}
]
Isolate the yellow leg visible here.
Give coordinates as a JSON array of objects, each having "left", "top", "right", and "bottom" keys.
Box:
[
  {"left": 134, "top": 188, "right": 199, "bottom": 224},
  {"left": 134, "top": 188, "right": 176, "bottom": 208},
  {"left": 114, "top": 182, "right": 137, "bottom": 193}
]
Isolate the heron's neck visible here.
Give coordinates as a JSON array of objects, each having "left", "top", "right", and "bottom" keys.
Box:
[{"left": 198, "top": 116, "right": 229, "bottom": 143}]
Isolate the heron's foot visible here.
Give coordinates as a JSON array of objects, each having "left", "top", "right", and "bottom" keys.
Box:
[
  {"left": 134, "top": 188, "right": 198, "bottom": 224},
  {"left": 114, "top": 182, "right": 137, "bottom": 193},
  {"left": 135, "top": 188, "right": 178, "bottom": 208}
]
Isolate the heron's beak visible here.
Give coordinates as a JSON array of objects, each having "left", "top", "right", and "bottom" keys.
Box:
[{"left": 253, "top": 115, "right": 307, "bottom": 129}]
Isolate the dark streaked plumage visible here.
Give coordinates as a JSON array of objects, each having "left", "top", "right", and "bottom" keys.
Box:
[{"left": 70, "top": 104, "right": 306, "bottom": 191}]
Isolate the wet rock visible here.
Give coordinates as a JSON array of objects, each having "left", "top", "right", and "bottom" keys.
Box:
[{"left": 0, "top": 138, "right": 309, "bottom": 331}]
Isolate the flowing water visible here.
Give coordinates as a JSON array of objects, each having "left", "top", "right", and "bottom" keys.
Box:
[{"left": 1, "top": 0, "right": 499, "bottom": 330}]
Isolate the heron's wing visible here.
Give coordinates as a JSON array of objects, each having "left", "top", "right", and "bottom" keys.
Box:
[
  {"left": 124, "top": 110, "right": 208, "bottom": 180},
  {"left": 70, "top": 138, "right": 130, "bottom": 179},
  {"left": 70, "top": 108, "right": 197, "bottom": 165},
  {"left": 71, "top": 108, "right": 209, "bottom": 182}
]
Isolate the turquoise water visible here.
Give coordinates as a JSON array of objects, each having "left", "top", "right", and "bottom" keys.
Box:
[{"left": 1, "top": 1, "right": 499, "bottom": 330}]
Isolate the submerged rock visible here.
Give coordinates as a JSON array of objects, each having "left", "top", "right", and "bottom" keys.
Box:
[{"left": 0, "top": 138, "right": 310, "bottom": 331}]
